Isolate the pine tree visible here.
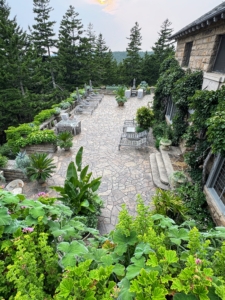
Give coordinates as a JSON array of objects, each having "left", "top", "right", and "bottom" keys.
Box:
[
  {"left": 30, "top": 0, "right": 57, "bottom": 88},
  {"left": 57, "top": 5, "right": 85, "bottom": 90},
  {"left": 94, "top": 33, "right": 109, "bottom": 86},
  {"left": 123, "top": 22, "right": 142, "bottom": 85},
  {"left": 152, "top": 19, "right": 174, "bottom": 64}
]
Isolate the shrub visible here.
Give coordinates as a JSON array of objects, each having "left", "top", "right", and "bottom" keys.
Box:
[
  {"left": 27, "top": 152, "right": 56, "bottom": 182},
  {"left": 15, "top": 130, "right": 57, "bottom": 148},
  {"left": 136, "top": 106, "right": 154, "bottom": 129},
  {"left": 60, "top": 101, "right": 71, "bottom": 109},
  {"left": 0, "top": 143, "right": 17, "bottom": 159},
  {"left": 57, "top": 131, "right": 73, "bottom": 150},
  {"left": 34, "top": 109, "right": 56, "bottom": 124},
  {"left": 15, "top": 151, "right": 31, "bottom": 174},
  {"left": 0, "top": 154, "right": 8, "bottom": 168}
]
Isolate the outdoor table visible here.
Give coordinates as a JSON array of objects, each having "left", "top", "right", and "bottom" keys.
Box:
[{"left": 55, "top": 119, "right": 79, "bottom": 135}]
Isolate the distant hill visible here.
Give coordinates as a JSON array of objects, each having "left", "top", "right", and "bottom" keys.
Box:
[{"left": 112, "top": 51, "right": 153, "bottom": 63}]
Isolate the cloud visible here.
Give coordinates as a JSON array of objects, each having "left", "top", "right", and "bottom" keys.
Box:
[{"left": 86, "top": 0, "right": 119, "bottom": 14}]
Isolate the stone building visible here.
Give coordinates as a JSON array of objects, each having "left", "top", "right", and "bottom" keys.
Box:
[{"left": 170, "top": 2, "right": 225, "bottom": 226}]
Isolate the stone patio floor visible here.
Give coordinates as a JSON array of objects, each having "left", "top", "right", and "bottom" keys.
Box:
[{"left": 23, "top": 94, "right": 158, "bottom": 234}]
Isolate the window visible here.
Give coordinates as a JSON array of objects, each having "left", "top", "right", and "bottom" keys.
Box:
[
  {"left": 165, "top": 96, "right": 177, "bottom": 123},
  {"left": 213, "top": 35, "right": 225, "bottom": 73},
  {"left": 182, "top": 42, "right": 193, "bottom": 67},
  {"left": 206, "top": 155, "right": 225, "bottom": 211}
]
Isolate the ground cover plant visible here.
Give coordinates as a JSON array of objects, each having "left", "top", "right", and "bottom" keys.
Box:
[{"left": 1, "top": 191, "right": 225, "bottom": 299}]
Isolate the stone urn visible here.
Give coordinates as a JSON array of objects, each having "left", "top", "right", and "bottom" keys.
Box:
[{"left": 160, "top": 138, "right": 172, "bottom": 150}]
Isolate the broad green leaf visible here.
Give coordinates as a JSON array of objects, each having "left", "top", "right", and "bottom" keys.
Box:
[
  {"left": 58, "top": 242, "right": 70, "bottom": 253},
  {"left": 168, "top": 228, "right": 189, "bottom": 241},
  {"left": 126, "top": 257, "right": 146, "bottom": 280},
  {"left": 1, "top": 192, "right": 20, "bottom": 204},
  {"left": 50, "top": 186, "right": 65, "bottom": 193},
  {"left": 134, "top": 242, "right": 153, "bottom": 259},
  {"left": 163, "top": 250, "right": 178, "bottom": 264},
  {"left": 29, "top": 207, "right": 45, "bottom": 218},
  {"left": 60, "top": 252, "right": 84, "bottom": 268},
  {"left": 24, "top": 215, "right": 38, "bottom": 226},
  {"left": 101, "top": 255, "right": 114, "bottom": 266},
  {"left": 57, "top": 278, "right": 74, "bottom": 298},
  {"left": 81, "top": 200, "right": 89, "bottom": 207},
  {"left": 118, "top": 278, "right": 135, "bottom": 300},
  {"left": 80, "top": 165, "right": 89, "bottom": 181},
  {"left": 4, "top": 219, "right": 21, "bottom": 234},
  {"left": 113, "top": 229, "right": 138, "bottom": 246},
  {"left": 89, "top": 178, "right": 102, "bottom": 192},
  {"left": 21, "top": 199, "right": 44, "bottom": 207},
  {"left": 76, "top": 146, "right": 83, "bottom": 171},
  {"left": 113, "top": 264, "right": 125, "bottom": 276},
  {"left": 66, "top": 161, "right": 78, "bottom": 180},
  {"left": 173, "top": 293, "right": 197, "bottom": 300},
  {"left": 152, "top": 286, "right": 168, "bottom": 300},
  {"left": 0, "top": 208, "right": 12, "bottom": 225}
]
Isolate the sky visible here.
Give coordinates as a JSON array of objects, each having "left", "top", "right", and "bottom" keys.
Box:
[{"left": 8, "top": 0, "right": 223, "bottom": 52}]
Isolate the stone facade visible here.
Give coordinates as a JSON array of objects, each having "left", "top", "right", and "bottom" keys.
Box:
[
  {"left": 24, "top": 143, "right": 57, "bottom": 154},
  {"left": 175, "top": 19, "right": 225, "bottom": 73}
]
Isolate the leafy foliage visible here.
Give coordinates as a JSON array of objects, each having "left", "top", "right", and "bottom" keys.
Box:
[
  {"left": 57, "top": 131, "right": 73, "bottom": 150},
  {"left": 26, "top": 152, "right": 56, "bottom": 182},
  {"left": 51, "top": 147, "right": 103, "bottom": 228},
  {"left": 136, "top": 106, "right": 154, "bottom": 129}
]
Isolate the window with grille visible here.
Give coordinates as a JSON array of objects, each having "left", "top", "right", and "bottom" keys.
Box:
[
  {"left": 206, "top": 156, "right": 225, "bottom": 210},
  {"left": 214, "top": 160, "right": 225, "bottom": 205},
  {"left": 166, "top": 96, "right": 177, "bottom": 123},
  {"left": 182, "top": 42, "right": 193, "bottom": 67},
  {"left": 213, "top": 35, "right": 225, "bottom": 73}
]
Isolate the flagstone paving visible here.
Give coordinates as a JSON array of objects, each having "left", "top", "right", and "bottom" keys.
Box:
[{"left": 23, "top": 94, "right": 158, "bottom": 234}]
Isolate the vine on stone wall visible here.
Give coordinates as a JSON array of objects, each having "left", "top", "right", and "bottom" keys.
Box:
[
  {"left": 171, "top": 70, "right": 203, "bottom": 145},
  {"left": 153, "top": 57, "right": 185, "bottom": 120}
]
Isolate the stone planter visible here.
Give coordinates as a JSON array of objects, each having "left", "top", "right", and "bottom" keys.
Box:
[
  {"left": 117, "top": 102, "right": 125, "bottom": 107},
  {"left": 170, "top": 171, "right": 187, "bottom": 188},
  {"left": 160, "top": 139, "right": 172, "bottom": 150},
  {"left": 24, "top": 143, "right": 57, "bottom": 154},
  {"left": 0, "top": 160, "right": 28, "bottom": 182}
]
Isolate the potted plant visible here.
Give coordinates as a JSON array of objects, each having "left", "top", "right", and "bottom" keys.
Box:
[
  {"left": 160, "top": 137, "right": 172, "bottom": 150},
  {"left": 170, "top": 171, "right": 187, "bottom": 188},
  {"left": 26, "top": 153, "right": 56, "bottom": 184},
  {"left": 57, "top": 131, "right": 73, "bottom": 151},
  {"left": 114, "top": 86, "right": 127, "bottom": 106}
]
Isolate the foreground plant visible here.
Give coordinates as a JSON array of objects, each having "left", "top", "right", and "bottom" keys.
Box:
[
  {"left": 51, "top": 146, "right": 103, "bottom": 227},
  {"left": 27, "top": 152, "right": 56, "bottom": 183}
]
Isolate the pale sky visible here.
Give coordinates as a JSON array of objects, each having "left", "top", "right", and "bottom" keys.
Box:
[{"left": 8, "top": 0, "right": 223, "bottom": 51}]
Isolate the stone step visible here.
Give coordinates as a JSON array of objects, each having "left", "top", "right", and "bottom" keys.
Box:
[
  {"left": 149, "top": 153, "right": 169, "bottom": 190},
  {"left": 155, "top": 153, "right": 169, "bottom": 185},
  {"left": 160, "top": 146, "right": 174, "bottom": 182}
]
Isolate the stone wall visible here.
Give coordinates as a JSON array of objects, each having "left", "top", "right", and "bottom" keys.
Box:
[
  {"left": 175, "top": 19, "right": 225, "bottom": 72},
  {"left": 1, "top": 160, "right": 27, "bottom": 182},
  {"left": 24, "top": 143, "right": 57, "bottom": 154}
]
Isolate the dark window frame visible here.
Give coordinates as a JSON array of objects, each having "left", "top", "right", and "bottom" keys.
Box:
[
  {"left": 213, "top": 35, "right": 225, "bottom": 73},
  {"left": 182, "top": 41, "right": 193, "bottom": 67},
  {"left": 206, "top": 155, "right": 225, "bottom": 213}
]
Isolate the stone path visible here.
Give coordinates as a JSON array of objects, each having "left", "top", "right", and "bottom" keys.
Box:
[{"left": 23, "top": 94, "right": 157, "bottom": 234}]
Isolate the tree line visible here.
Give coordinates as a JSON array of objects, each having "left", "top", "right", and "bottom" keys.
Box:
[{"left": 0, "top": 0, "right": 174, "bottom": 143}]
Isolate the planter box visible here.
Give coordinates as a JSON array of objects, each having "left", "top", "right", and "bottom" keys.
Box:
[
  {"left": 24, "top": 143, "right": 57, "bottom": 154},
  {"left": 0, "top": 160, "right": 28, "bottom": 182}
]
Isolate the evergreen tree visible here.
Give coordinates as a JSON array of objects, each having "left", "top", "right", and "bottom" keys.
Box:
[
  {"left": 152, "top": 19, "right": 174, "bottom": 64},
  {"left": 94, "top": 33, "right": 109, "bottom": 86},
  {"left": 0, "top": 0, "right": 32, "bottom": 142},
  {"left": 30, "top": 0, "right": 57, "bottom": 88},
  {"left": 148, "top": 19, "right": 175, "bottom": 83},
  {"left": 57, "top": 5, "right": 84, "bottom": 90},
  {"left": 141, "top": 52, "right": 159, "bottom": 86},
  {"left": 84, "top": 23, "right": 97, "bottom": 83},
  {"left": 123, "top": 22, "right": 142, "bottom": 85}
]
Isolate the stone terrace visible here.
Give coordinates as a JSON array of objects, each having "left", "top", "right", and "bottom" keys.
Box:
[{"left": 23, "top": 94, "right": 157, "bottom": 234}]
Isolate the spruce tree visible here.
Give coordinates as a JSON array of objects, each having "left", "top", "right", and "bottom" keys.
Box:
[
  {"left": 94, "top": 33, "right": 109, "bottom": 86},
  {"left": 57, "top": 5, "right": 84, "bottom": 90},
  {"left": 148, "top": 19, "right": 175, "bottom": 83},
  {"left": 152, "top": 19, "right": 174, "bottom": 65},
  {"left": 30, "top": 0, "right": 57, "bottom": 88},
  {"left": 123, "top": 22, "right": 142, "bottom": 85}
]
